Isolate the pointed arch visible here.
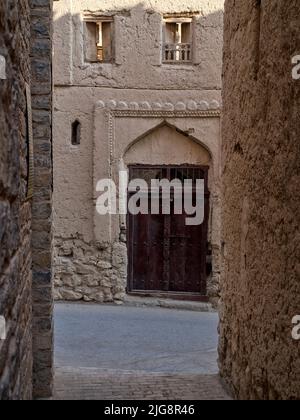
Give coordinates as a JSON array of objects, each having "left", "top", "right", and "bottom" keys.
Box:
[{"left": 122, "top": 120, "right": 213, "bottom": 160}]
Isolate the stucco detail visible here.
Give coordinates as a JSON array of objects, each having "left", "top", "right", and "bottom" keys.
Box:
[{"left": 95, "top": 100, "right": 221, "bottom": 112}]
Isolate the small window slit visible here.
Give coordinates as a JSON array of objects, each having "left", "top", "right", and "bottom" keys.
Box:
[{"left": 71, "top": 120, "right": 81, "bottom": 146}]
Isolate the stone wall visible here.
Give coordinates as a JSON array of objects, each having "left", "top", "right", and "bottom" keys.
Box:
[
  {"left": 30, "top": 0, "right": 54, "bottom": 399},
  {"left": 0, "top": 0, "right": 33, "bottom": 400},
  {"left": 220, "top": 0, "right": 300, "bottom": 400},
  {"left": 54, "top": 237, "right": 127, "bottom": 303}
]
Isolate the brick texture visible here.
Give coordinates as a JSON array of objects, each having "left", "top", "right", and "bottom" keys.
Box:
[
  {"left": 0, "top": 0, "right": 54, "bottom": 400},
  {"left": 219, "top": 0, "right": 300, "bottom": 400},
  {"left": 54, "top": 368, "right": 231, "bottom": 401},
  {"left": 0, "top": 0, "right": 33, "bottom": 400},
  {"left": 30, "top": 0, "right": 54, "bottom": 400}
]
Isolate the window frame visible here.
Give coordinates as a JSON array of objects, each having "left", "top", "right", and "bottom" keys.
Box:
[
  {"left": 162, "top": 17, "right": 194, "bottom": 65},
  {"left": 83, "top": 16, "right": 115, "bottom": 64}
]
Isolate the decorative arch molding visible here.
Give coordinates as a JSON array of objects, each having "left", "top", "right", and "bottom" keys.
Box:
[
  {"left": 95, "top": 99, "right": 222, "bottom": 113},
  {"left": 93, "top": 99, "right": 221, "bottom": 245},
  {"left": 101, "top": 105, "right": 220, "bottom": 172},
  {"left": 123, "top": 120, "right": 214, "bottom": 160}
]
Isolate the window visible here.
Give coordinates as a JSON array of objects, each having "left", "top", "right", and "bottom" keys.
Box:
[
  {"left": 163, "top": 18, "right": 193, "bottom": 63},
  {"left": 84, "top": 19, "right": 114, "bottom": 63},
  {"left": 71, "top": 120, "right": 81, "bottom": 145}
]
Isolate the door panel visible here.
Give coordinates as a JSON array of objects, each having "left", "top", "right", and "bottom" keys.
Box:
[
  {"left": 168, "top": 194, "right": 208, "bottom": 294},
  {"left": 147, "top": 212, "right": 165, "bottom": 291},
  {"left": 128, "top": 166, "right": 209, "bottom": 296},
  {"left": 129, "top": 197, "right": 165, "bottom": 291},
  {"left": 169, "top": 202, "right": 188, "bottom": 293}
]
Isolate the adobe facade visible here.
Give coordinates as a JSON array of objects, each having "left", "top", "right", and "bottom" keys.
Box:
[
  {"left": 53, "top": 0, "right": 225, "bottom": 305},
  {"left": 219, "top": 0, "right": 300, "bottom": 400}
]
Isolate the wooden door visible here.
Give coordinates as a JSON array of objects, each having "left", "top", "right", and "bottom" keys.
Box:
[{"left": 127, "top": 166, "right": 209, "bottom": 296}]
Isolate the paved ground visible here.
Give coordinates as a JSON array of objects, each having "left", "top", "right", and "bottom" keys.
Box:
[
  {"left": 124, "top": 295, "right": 214, "bottom": 312},
  {"left": 54, "top": 303, "right": 230, "bottom": 400},
  {"left": 55, "top": 303, "right": 219, "bottom": 374},
  {"left": 54, "top": 367, "right": 230, "bottom": 400}
]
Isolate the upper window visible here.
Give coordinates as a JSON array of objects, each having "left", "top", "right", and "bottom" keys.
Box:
[
  {"left": 84, "top": 18, "right": 114, "bottom": 63},
  {"left": 163, "top": 18, "right": 193, "bottom": 63}
]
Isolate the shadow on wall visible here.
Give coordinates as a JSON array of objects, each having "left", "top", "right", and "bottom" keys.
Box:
[{"left": 53, "top": 2, "right": 224, "bottom": 89}]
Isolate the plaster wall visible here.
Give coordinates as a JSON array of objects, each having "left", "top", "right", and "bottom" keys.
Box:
[{"left": 53, "top": 0, "right": 224, "bottom": 89}]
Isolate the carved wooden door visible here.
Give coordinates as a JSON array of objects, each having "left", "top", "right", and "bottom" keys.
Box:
[{"left": 127, "top": 166, "right": 209, "bottom": 296}]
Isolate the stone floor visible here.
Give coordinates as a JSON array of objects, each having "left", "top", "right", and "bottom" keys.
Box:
[
  {"left": 54, "top": 367, "right": 231, "bottom": 400},
  {"left": 54, "top": 302, "right": 231, "bottom": 400}
]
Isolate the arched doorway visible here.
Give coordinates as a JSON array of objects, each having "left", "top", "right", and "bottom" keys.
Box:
[{"left": 123, "top": 123, "right": 213, "bottom": 301}]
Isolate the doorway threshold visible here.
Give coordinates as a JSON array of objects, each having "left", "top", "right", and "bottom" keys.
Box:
[
  {"left": 128, "top": 291, "right": 209, "bottom": 302},
  {"left": 125, "top": 294, "right": 215, "bottom": 313}
]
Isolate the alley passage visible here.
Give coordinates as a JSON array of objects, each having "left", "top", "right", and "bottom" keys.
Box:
[{"left": 54, "top": 303, "right": 230, "bottom": 400}]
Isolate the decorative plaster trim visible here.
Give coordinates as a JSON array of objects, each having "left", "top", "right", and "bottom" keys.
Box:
[
  {"left": 102, "top": 102, "right": 221, "bottom": 173},
  {"left": 112, "top": 110, "right": 221, "bottom": 118},
  {"left": 107, "top": 111, "right": 114, "bottom": 177},
  {"left": 93, "top": 99, "right": 221, "bottom": 245},
  {"left": 96, "top": 99, "right": 222, "bottom": 114}
]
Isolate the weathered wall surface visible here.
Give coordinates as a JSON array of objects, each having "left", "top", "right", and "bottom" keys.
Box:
[
  {"left": 220, "top": 0, "right": 300, "bottom": 400},
  {"left": 30, "top": 0, "right": 54, "bottom": 400},
  {"left": 53, "top": 0, "right": 224, "bottom": 305},
  {"left": 54, "top": 0, "right": 224, "bottom": 89},
  {"left": 0, "top": 0, "right": 33, "bottom": 400},
  {"left": 0, "top": 0, "right": 54, "bottom": 400}
]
